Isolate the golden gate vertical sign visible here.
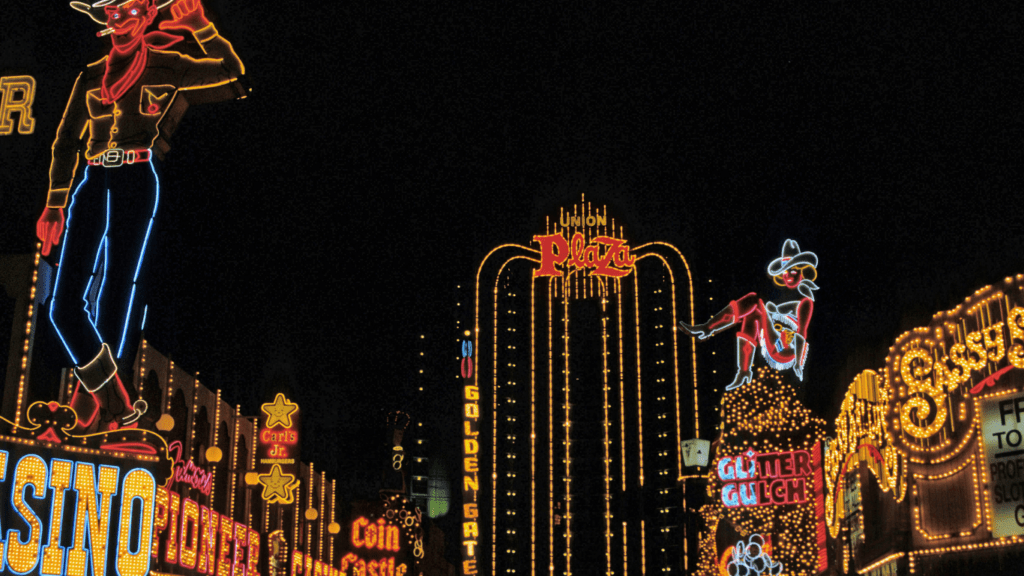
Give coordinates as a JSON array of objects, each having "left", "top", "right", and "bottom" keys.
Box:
[{"left": 460, "top": 336, "right": 480, "bottom": 575}]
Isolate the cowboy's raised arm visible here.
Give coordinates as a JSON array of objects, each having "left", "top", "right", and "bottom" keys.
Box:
[{"left": 159, "top": 0, "right": 244, "bottom": 89}]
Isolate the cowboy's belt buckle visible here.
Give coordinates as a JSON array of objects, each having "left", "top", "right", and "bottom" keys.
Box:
[{"left": 102, "top": 148, "right": 124, "bottom": 168}]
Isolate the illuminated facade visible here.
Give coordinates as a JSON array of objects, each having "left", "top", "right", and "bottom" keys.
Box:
[
  {"left": 825, "top": 273, "right": 1024, "bottom": 575},
  {"left": 458, "top": 197, "right": 701, "bottom": 575}
]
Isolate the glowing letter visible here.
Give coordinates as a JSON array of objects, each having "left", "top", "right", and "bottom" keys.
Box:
[
  {"left": 152, "top": 487, "right": 169, "bottom": 560},
  {"left": 386, "top": 525, "right": 400, "bottom": 551},
  {"left": 247, "top": 529, "right": 259, "bottom": 576},
  {"left": 198, "top": 508, "right": 219, "bottom": 574},
  {"left": 464, "top": 439, "right": 479, "bottom": 455},
  {"left": 722, "top": 483, "right": 739, "bottom": 507},
  {"left": 0, "top": 76, "right": 36, "bottom": 135},
  {"left": 232, "top": 523, "right": 247, "bottom": 576},
  {"left": 165, "top": 491, "right": 181, "bottom": 563},
  {"left": 180, "top": 499, "right": 200, "bottom": 569},
  {"left": 352, "top": 517, "right": 368, "bottom": 548},
  {"left": 533, "top": 233, "right": 570, "bottom": 278},
  {"left": 0, "top": 451, "right": 7, "bottom": 564},
  {"left": 464, "top": 475, "right": 479, "bottom": 491},
  {"left": 41, "top": 459, "right": 73, "bottom": 576},
  {"left": 117, "top": 469, "right": 156, "bottom": 576},
  {"left": 463, "top": 521, "right": 479, "bottom": 539},
  {"left": 717, "top": 456, "right": 735, "bottom": 481},
  {"left": 7, "top": 454, "right": 47, "bottom": 574},
  {"left": 1007, "top": 307, "right": 1024, "bottom": 368},
  {"left": 68, "top": 463, "right": 118, "bottom": 576},
  {"left": 217, "top": 516, "right": 233, "bottom": 576}
]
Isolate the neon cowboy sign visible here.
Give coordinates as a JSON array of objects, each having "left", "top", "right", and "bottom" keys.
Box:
[{"left": 718, "top": 448, "right": 815, "bottom": 507}]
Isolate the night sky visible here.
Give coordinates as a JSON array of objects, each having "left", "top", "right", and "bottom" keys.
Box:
[{"left": 1, "top": 2, "right": 1022, "bottom": 486}]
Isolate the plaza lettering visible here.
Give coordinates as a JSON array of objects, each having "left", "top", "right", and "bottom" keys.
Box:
[
  {"left": 718, "top": 449, "right": 815, "bottom": 508},
  {"left": 532, "top": 232, "right": 636, "bottom": 278}
]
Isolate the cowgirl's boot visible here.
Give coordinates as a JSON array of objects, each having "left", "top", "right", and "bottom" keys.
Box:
[
  {"left": 678, "top": 302, "right": 738, "bottom": 340},
  {"left": 725, "top": 337, "right": 755, "bottom": 391}
]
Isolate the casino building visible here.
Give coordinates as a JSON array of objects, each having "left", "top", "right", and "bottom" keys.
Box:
[
  {"left": 825, "top": 273, "right": 1024, "bottom": 576},
  {"left": 457, "top": 197, "right": 704, "bottom": 575}
]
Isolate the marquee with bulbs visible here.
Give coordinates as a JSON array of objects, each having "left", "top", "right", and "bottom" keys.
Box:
[{"left": 825, "top": 273, "right": 1024, "bottom": 574}]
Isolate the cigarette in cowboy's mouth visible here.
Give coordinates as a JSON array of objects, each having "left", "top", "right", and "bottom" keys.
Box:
[{"left": 97, "top": 28, "right": 115, "bottom": 37}]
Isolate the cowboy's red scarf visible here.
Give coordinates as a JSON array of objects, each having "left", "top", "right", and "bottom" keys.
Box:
[{"left": 101, "top": 30, "right": 181, "bottom": 104}]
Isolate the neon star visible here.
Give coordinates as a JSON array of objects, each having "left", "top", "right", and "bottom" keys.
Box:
[
  {"left": 261, "top": 393, "right": 298, "bottom": 429},
  {"left": 258, "top": 464, "right": 299, "bottom": 504}
]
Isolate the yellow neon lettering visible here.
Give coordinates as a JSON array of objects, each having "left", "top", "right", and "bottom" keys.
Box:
[
  {"left": 68, "top": 463, "right": 119, "bottom": 576},
  {"left": 217, "top": 515, "right": 233, "bottom": 576},
  {"left": 0, "top": 452, "right": 7, "bottom": 565},
  {"left": 464, "top": 456, "right": 478, "bottom": 473},
  {"left": 232, "top": 522, "right": 247, "bottom": 576},
  {"left": 463, "top": 503, "right": 478, "bottom": 519},
  {"left": 180, "top": 498, "right": 200, "bottom": 569},
  {"left": 465, "top": 403, "right": 479, "bottom": 419},
  {"left": 8, "top": 455, "right": 47, "bottom": 574},
  {"left": 465, "top": 385, "right": 479, "bottom": 401},
  {"left": 464, "top": 474, "right": 479, "bottom": 491},
  {"left": 351, "top": 517, "right": 367, "bottom": 547},
  {"left": 165, "top": 490, "right": 180, "bottom": 563},
  {"left": 246, "top": 529, "right": 259, "bottom": 576},
  {"left": 1007, "top": 306, "right": 1024, "bottom": 368},
  {"left": 0, "top": 76, "right": 36, "bottom": 135},
  {"left": 463, "top": 521, "right": 478, "bottom": 539},
  {"left": 198, "top": 507, "right": 219, "bottom": 574},
  {"left": 464, "top": 439, "right": 478, "bottom": 455},
  {"left": 117, "top": 469, "right": 156, "bottom": 576},
  {"left": 41, "top": 459, "right": 73, "bottom": 576},
  {"left": 965, "top": 330, "right": 988, "bottom": 370},
  {"left": 151, "top": 487, "right": 169, "bottom": 559},
  {"left": 985, "top": 321, "right": 1006, "bottom": 362}
]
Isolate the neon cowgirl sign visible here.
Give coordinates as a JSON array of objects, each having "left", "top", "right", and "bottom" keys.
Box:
[
  {"left": 718, "top": 448, "right": 816, "bottom": 507},
  {"left": 532, "top": 232, "right": 636, "bottom": 278},
  {"left": 167, "top": 440, "right": 213, "bottom": 495}
]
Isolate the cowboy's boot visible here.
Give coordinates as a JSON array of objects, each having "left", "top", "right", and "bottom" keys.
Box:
[
  {"left": 725, "top": 337, "right": 755, "bottom": 391},
  {"left": 69, "top": 343, "right": 118, "bottom": 433},
  {"left": 678, "top": 302, "right": 738, "bottom": 340}
]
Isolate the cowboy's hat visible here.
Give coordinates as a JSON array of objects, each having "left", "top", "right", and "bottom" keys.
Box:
[
  {"left": 69, "top": 0, "right": 174, "bottom": 25},
  {"left": 766, "top": 239, "right": 817, "bottom": 276}
]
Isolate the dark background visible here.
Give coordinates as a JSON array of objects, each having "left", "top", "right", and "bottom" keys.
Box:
[{"left": 2, "top": 1, "right": 1022, "bottom": 487}]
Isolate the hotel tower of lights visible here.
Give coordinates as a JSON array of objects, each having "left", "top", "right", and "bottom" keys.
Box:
[{"left": 457, "top": 198, "right": 703, "bottom": 575}]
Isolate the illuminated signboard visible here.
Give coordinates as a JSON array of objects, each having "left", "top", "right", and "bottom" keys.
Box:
[
  {"left": 980, "top": 392, "right": 1024, "bottom": 537},
  {"left": 151, "top": 484, "right": 259, "bottom": 574},
  {"left": 257, "top": 393, "right": 301, "bottom": 504},
  {"left": 679, "top": 239, "right": 817, "bottom": 391},
  {"left": 336, "top": 494, "right": 421, "bottom": 576},
  {"left": 0, "top": 75, "right": 36, "bottom": 135},
  {"left": 458, "top": 335, "right": 479, "bottom": 575},
  {"left": 532, "top": 232, "right": 636, "bottom": 278},
  {"left": 718, "top": 448, "right": 816, "bottom": 508},
  {"left": 0, "top": 401, "right": 172, "bottom": 576}
]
